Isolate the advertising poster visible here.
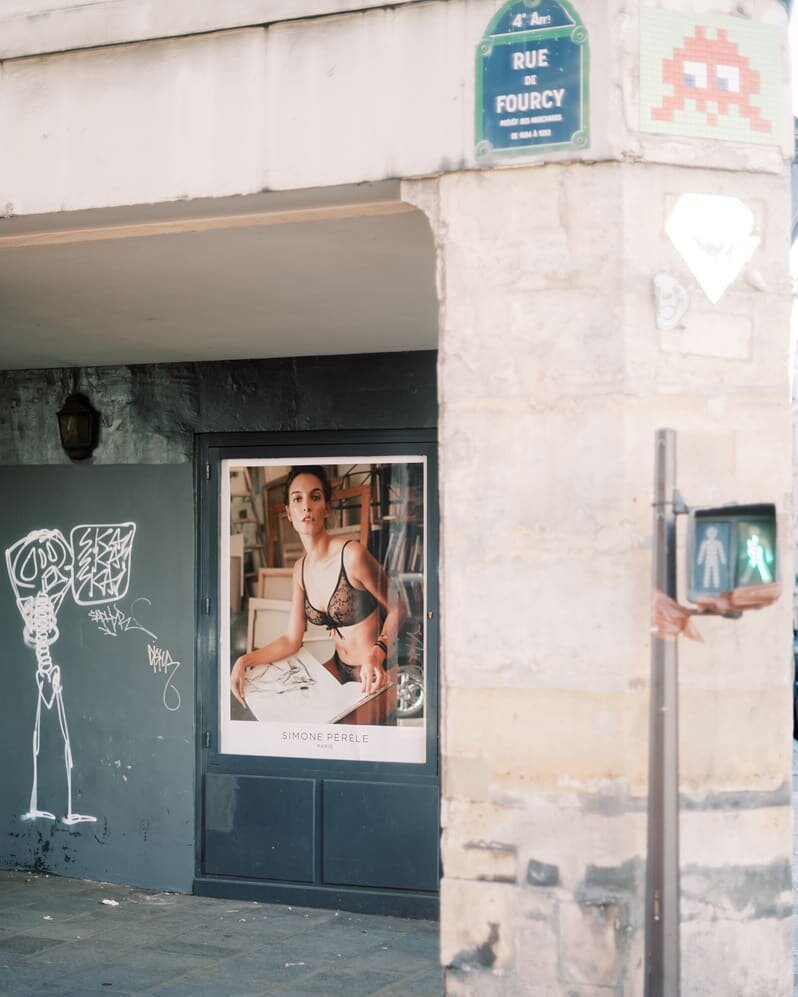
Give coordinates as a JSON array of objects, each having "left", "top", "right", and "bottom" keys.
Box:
[{"left": 219, "top": 457, "right": 427, "bottom": 763}]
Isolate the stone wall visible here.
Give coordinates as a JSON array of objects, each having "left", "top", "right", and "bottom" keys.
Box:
[
  {"left": 420, "top": 158, "right": 793, "bottom": 994},
  {"left": 0, "top": 0, "right": 794, "bottom": 989},
  {"left": 0, "top": 0, "right": 617, "bottom": 216},
  {"left": 0, "top": 352, "right": 437, "bottom": 465}
]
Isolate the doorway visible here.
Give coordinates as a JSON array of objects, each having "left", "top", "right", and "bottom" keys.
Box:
[{"left": 194, "top": 430, "right": 439, "bottom": 917}]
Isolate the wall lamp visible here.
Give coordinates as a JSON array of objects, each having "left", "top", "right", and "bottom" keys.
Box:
[{"left": 57, "top": 393, "right": 99, "bottom": 461}]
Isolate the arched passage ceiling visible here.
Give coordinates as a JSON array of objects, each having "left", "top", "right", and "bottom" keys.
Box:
[{"left": 0, "top": 181, "right": 439, "bottom": 370}]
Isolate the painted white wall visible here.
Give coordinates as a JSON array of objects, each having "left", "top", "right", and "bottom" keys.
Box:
[
  {"left": 0, "top": 28, "right": 270, "bottom": 215},
  {"left": 0, "top": 0, "right": 429, "bottom": 60},
  {"left": 2, "top": 0, "right": 788, "bottom": 217}
]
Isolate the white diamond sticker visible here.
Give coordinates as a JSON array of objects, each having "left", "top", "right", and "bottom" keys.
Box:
[{"left": 665, "top": 194, "right": 760, "bottom": 304}]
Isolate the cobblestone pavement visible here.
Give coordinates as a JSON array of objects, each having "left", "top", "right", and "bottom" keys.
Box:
[{"left": 0, "top": 870, "right": 442, "bottom": 996}]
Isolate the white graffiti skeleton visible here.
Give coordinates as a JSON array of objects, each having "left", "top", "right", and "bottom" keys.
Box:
[{"left": 5, "top": 524, "right": 135, "bottom": 824}]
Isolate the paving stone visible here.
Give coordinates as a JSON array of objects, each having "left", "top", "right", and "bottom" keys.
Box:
[
  {"left": 23, "top": 940, "right": 135, "bottom": 982},
  {"left": 273, "top": 966, "right": 405, "bottom": 995},
  {"left": 201, "top": 945, "right": 334, "bottom": 982},
  {"left": 0, "top": 972, "right": 36, "bottom": 996},
  {"left": 148, "top": 977, "right": 274, "bottom": 996},
  {"left": 276, "top": 922, "right": 397, "bottom": 958},
  {"left": 54, "top": 948, "right": 201, "bottom": 993},
  {"left": 344, "top": 943, "right": 441, "bottom": 976},
  {"left": 0, "top": 909, "right": 67, "bottom": 932},
  {"left": 0, "top": 934, "right": 66, "bottom": 955},
  {"left": 0, "top": 872, "right": 441, "bottom": 995},
  {"left": 380, "top": 927, "right": 440, "bottom": 957},
  {"left": 10, "top": 894, "right": 106, "bottom": 917},
  {"left": 377, "top": 966, "right": 445, "bottom": 995},
  {"left": 153, "top": 938, "right": 241, "bottom": 961},
  {"left": 21, "top": 918, "right": 107, "bottom": 942}
]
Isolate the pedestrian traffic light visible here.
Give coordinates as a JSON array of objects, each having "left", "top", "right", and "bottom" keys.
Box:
[{"left": 686, "top": 504, "right": 777, "bottom": 603}]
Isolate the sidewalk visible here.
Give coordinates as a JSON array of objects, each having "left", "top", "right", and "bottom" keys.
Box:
[{"left": 0, "top": 870, "right": 442, "bottom": 996}]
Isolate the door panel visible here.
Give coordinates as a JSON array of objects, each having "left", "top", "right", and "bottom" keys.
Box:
[
  {"left": 196, "top": 432, "right": 440, "bottom": 914},
  {"left": 322, "top": 780, "right": 439, "bottom": 891},
  {"left": 204, "top": 773, "right": 316, "bottom": 882}
]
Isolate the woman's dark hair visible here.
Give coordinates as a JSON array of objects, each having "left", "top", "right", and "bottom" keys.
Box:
[{"left": 284, "top": 465, "right": 333, "bottom": 504}]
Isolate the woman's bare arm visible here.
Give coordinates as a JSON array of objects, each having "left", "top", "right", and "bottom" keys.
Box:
[
  {"left": 230, "top": 560, "right": 307, "bottom": 705},
  {"left": 345, "top": 541, "right": 407, "bottom": 693}
]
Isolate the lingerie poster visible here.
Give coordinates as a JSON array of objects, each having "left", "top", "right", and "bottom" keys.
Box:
[{"left": 219, "top": 456, "right": 427, "bottom": 763}]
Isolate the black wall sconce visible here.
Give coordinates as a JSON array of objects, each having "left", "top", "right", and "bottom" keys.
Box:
[{"left": 57, "top": 393, "right": 99, "bottom": 461}]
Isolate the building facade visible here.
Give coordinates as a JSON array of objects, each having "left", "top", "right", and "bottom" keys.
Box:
[{"left": 0, "top": 1, "right": 794, "bottom": 992}]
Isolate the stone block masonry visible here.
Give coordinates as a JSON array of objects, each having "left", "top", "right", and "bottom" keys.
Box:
[{"left": 417, "top": 154, "right": 793, "bottom": 994}]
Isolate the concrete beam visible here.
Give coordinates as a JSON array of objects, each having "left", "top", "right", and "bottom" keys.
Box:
[{"left": 0, "top": 0, "right": 429, "bottom": 61}]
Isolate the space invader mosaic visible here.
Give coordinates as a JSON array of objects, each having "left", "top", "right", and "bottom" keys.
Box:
[{"left": 640, "top": 9, "right": 782, "bottom": 145}]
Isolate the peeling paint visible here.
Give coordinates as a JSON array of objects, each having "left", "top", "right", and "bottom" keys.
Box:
[
  {"left": 681, "top": 859, "right": 791, "bottom": 918},
  {"left": 585, "top": 858, "right": 640, "bottom": 893},
  {"left": 448, "top": 921, "right": 500, "bottom": 971},
  {"left": 464, "top": 840, "right": 516, "bottom": 853},
  {"left": 578, "top": 789, "right": 647, "bottom": 816},
  {"left": 579, "top": 782, "right": 791, "bottom": 816},
  {"left": 680, "top": 783, "right": 791, "bottom": 811},
  {"left": 527, "top": 858, "right": 560, "bottom": 887},
  {"left": 568, "top": 858, "right": 638, "bottom": 980}
]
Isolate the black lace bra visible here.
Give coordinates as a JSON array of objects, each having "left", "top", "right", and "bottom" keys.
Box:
[{"left": 302, "top": 541, "right": 378, "bottom": 636}]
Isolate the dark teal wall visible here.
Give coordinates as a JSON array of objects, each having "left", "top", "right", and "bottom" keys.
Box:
[
  {"left": 0, "top": 352, "right": 437, "bottom": 890},
  {"left": 0, "top": 353, "right": 438, "bottom": 465}
]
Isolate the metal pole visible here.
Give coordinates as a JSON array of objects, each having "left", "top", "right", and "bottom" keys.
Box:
[{"left": 645, "top": 428, "right": 680, "bottom": 997}]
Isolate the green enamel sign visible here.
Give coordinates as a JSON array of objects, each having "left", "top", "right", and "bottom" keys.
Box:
[{"left": 476, "top": 0, "right": 589, "bottom": 158}]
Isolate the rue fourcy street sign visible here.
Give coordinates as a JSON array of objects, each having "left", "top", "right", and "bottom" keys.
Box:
[{"left": 476, "top": 0, "right": 589, "bottom": 159}]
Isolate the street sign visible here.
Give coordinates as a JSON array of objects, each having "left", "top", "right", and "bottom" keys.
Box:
[
  {"left": 475, "top": 0, "right": 589, "bottom": 159},
  {"left": 686, "top": 504, "right": 777, "bottom": 602}
]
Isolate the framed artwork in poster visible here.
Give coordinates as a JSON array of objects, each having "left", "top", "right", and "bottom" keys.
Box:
[{"left": 219, "top": 455, "right": 428, "bottom": 764}]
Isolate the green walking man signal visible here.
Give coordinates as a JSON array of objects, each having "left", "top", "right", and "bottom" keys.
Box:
[{"left": 686, "top": 503, "right": 778, "bottom": 603}]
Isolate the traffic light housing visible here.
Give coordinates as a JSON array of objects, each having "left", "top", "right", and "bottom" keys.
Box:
[{"left": 686, "top": 504, "right": 777, "bottom": 603}]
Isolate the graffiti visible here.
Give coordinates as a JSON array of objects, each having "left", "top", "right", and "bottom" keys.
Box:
[
  {"left": 5, "top": 525, "right": 134, "bottom": 825},
  {"left": 5, "top": 521, "right": 183, "bottom": 824},
  {"left": 88, "top": 597, "right": 157, "bottom": 640},
  {"left": 653, "top": 273, "right": 689, "bottom": 332},
  {"left": 146, "top": 644, "right": 182, "bottom": 713},
  {"left": 639, "top": 11, "right": 780, "bottom": 146},
  {"left": 651, "top": 26, "right": 770, "bottom": 133},
  {"left": 71, "top": 523, "right": 136, "bottom": 605},
  {"left": 92, "top": 597, "right": 180, "bottom": 712}
]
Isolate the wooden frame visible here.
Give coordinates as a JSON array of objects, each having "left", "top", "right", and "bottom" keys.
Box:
[
  {"left": 246, "top": 598, "right": 290, "bottom": 652},
  {"left": 230, "top": 466, "right": 254, "bottom": 497},
  {"left": 246, "top": 597, "right": 334, "bottom": 659},
  {"left": 229, "top": 533, "right": 245, "bottom": 613},
  {"left": 256, "top": 567, "right": 294, "bottom": 600}
]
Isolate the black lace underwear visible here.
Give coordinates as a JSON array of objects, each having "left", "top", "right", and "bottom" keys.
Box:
[{"left": 302, "top": 541, "right": 377, "bottom": 636}]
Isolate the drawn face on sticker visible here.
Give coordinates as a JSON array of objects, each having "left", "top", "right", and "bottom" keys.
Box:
[
  {"left": 651, "top": 26, "right": 771, "bottom": 134},
  {"left": 653, "top": 273, "right": 689, "bottom": 330}
]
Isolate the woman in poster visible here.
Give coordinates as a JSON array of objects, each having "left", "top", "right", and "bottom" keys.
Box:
[{"left": 230, "top": 466, "right": 403, "bottom": 708}]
